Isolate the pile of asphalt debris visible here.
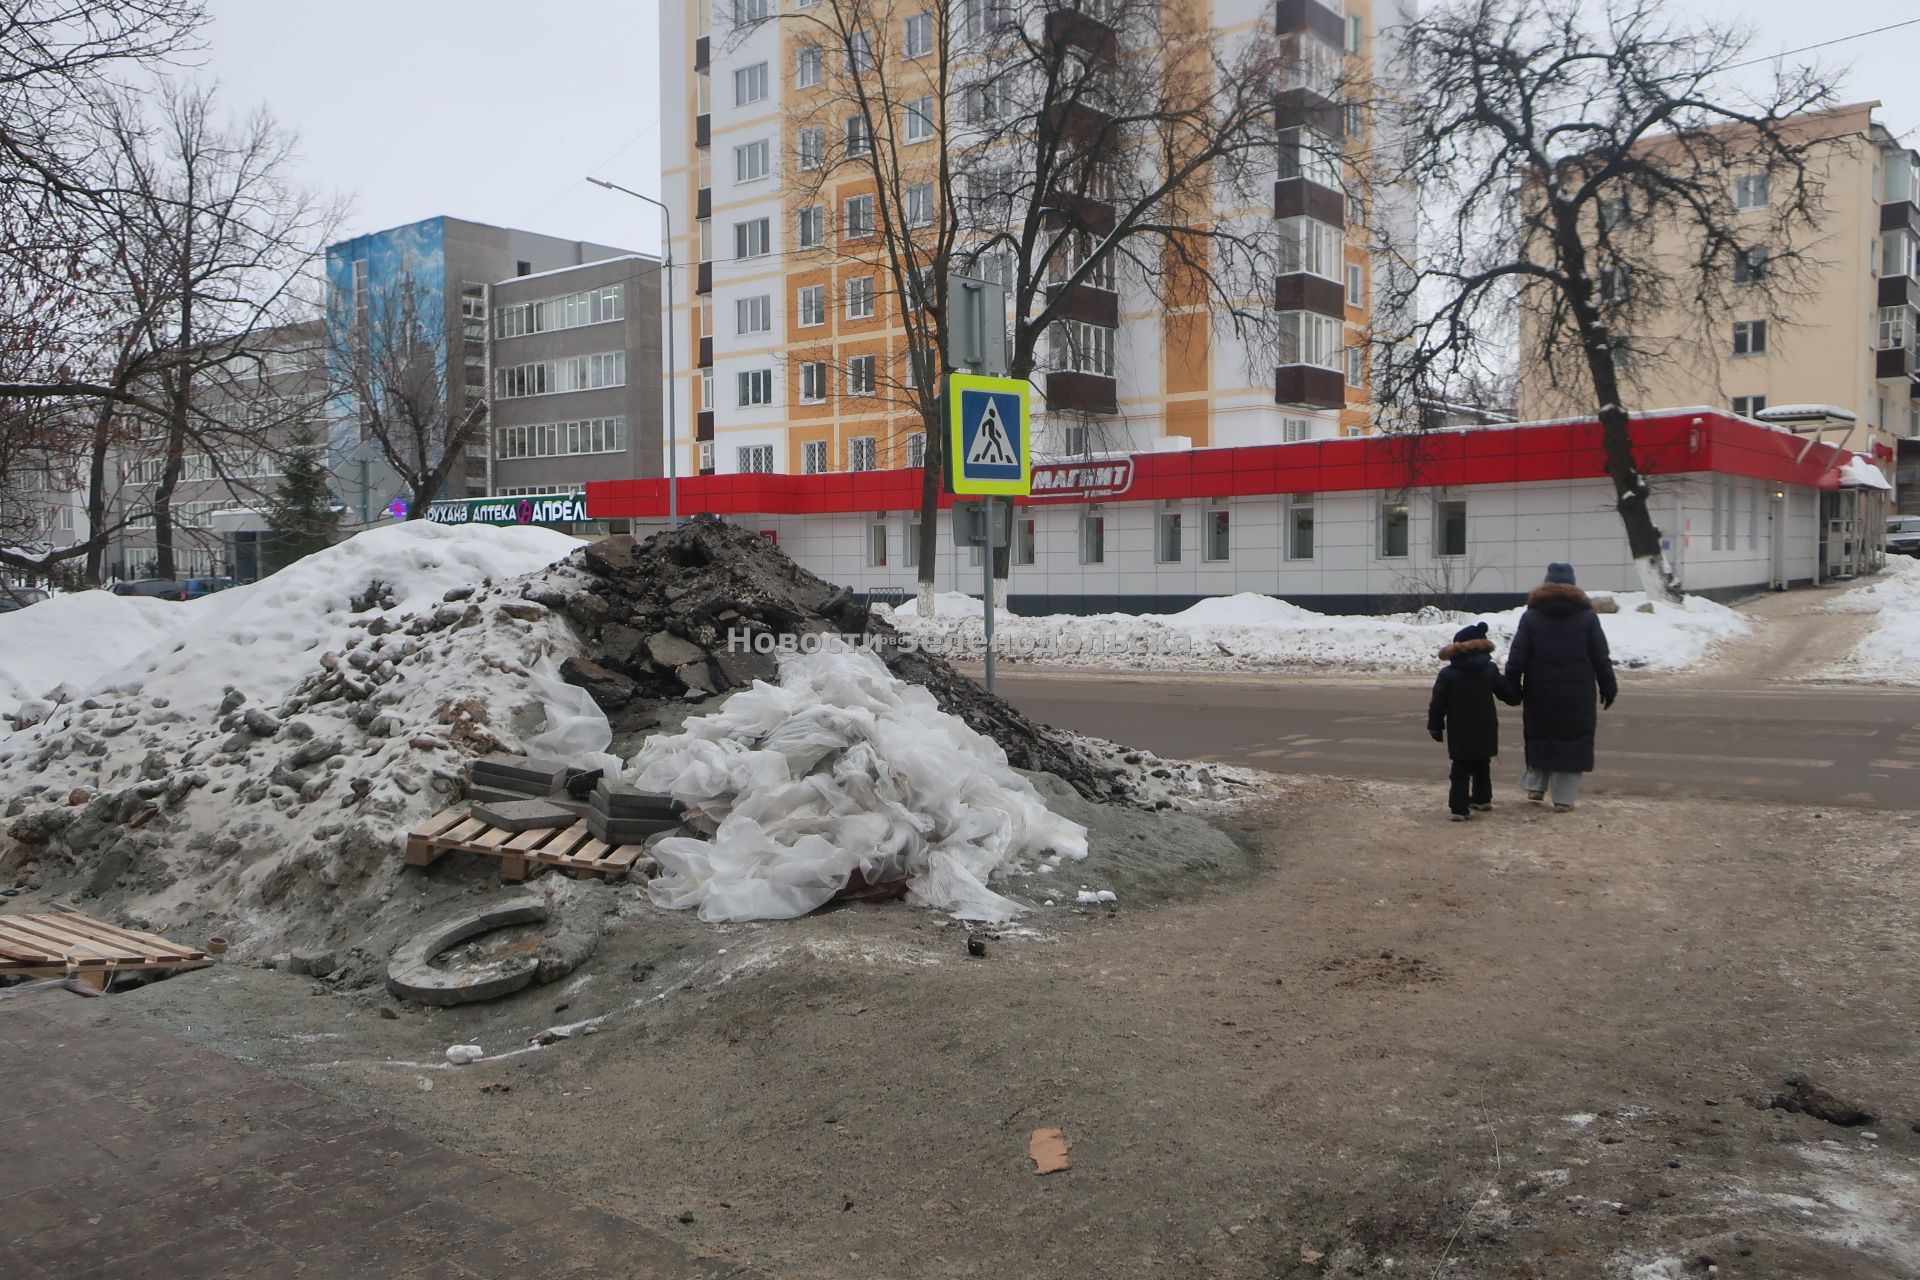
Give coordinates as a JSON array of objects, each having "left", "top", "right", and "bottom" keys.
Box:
[{"left": 538, "top": 517, "right": 1128, "bottom": 801}]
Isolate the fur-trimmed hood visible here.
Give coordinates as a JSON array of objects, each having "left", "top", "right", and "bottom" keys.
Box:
[
  {"left": 1438, "top": 636, "right": 1496, "bottom": 662},
  {"left": 1526, "top": 581, "right": 1592, "bottom": 615}
]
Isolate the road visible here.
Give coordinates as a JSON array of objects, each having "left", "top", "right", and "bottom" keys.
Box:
[{"left": 992, "top": 669, "right": 1920, "bottom": 810}]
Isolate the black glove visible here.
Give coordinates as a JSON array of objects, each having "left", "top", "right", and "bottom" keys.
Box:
[
  {"left": 1602, "top": 694, "right": 1615, "bottom": 711},
  {"left": 1430, "top": 729, "right": 1445, "bottom": 742}
]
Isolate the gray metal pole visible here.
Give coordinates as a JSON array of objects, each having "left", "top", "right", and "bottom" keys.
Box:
[
  {"left": 588, "top": 177, "right": 679, "bottom": 528},
  {"left": 982, "top": 497, "right": 996, "bottom": 693}
]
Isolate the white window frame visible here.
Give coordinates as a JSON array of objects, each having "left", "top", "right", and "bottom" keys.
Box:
[
  {"left": 849, "top": 434, "right": 878, "bottom": 470},
  {"left": 797, "top": 205, "right": 825, "bottom": 250},
  {"left": 1345, "top": 261, "right": 1365, "bottom": 306},
  {"left": 905, "top": 182, "right": 934, "bottom": 227},
  {"left": 1203, "top": 505, "right": 1230, "bottom": 562},
  {"left": 1281, "top": 416, "right": 1313, "bottom": 443},
  {"left": 848, "top": 354, "right": 876, "bottom": 396},
  {"left": 798, "top": 284, "right": 827, "bottom": 327},
  {"left": 904, "top": 11, "right": 933, "bottom": 57},
  {"left": 734, "top": 139, "right": 770, "bottom": 184},
  {"left": 1733, "top": 172, "right": 1770, "bottom": 210},
  {"left": 847, "top": 275, "right": 876, "bottom": 319},
  {"left": 1732, "top": 319, "right": 1767, "bottom": 356},
  {"left": 799, "top": 361, "right": 828, "bottom": 405},
  {"left": 845, "top": 115, "right": 872, "bottom": 158},
  {"left": 802, "top": 438, "right": 828, "bottom": 472},
  {"left": 906, "top": 431, "right": 926, "bottom": 468},
  {"left": 1079, "top": 507, "right": 1105, "bottom": 564},
  {"left": 733, "top": 62, "right": 768, "bottom": 106},
  {"left": 844, "top": 193, "right": 875, "bottom": 239},
  {"left": 737, "top": 369, "right": 774, "bottom": 406},
  {"left": 1278, "top": 311, "right": 1343, "bottom": 369},
  {"left": 797, "top": 126, "right": 825, "bottom": 172},
  {"left": 737, "top": 444, "right": 774, "bottom": 472},
  {"left": 796, "top": 44, "right": 822, "bottom": 89},
  {"left": 1015, "top": 516, "right": 1036, "bottom": 566},
  {"left": 735, "top": 294, "right": 771, "bottom": 335},
  {"left": 699, "top": 441, "right": 715, "bottom": 471},
  {"left": 1345, "top": 346, "right": 1364, "bottom": 388},
  {"left": 1156, "top": 502, "right": 1183, "bottom": 564},
  {"left": 734, "top": 217, "right": 771, "bottom": 259},
  {"left": 904, "top": 96, "right": 935, "bottom": 143},
  {"left": 1278, "top": 215, "right": 1342, "bottom": 280}
]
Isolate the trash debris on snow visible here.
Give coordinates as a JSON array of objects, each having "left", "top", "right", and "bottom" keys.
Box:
[
  {"left": 632, "top": 644, "right": 1088, "bottom": 923},
  {"left": 1028, "top": 1127, "right": 1072, "bottom": 1174},
  {"left": 445, "top": 1044, "right": 485, "bottom": 1065}
]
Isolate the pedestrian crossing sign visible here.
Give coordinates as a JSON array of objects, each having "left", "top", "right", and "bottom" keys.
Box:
[{"left": 947, "top": 373, "right": 1030, "bottom": 496}]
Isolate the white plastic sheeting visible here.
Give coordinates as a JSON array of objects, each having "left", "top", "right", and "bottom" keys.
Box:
[{"left": 631, "top": 644, "right": 1088, "bottom": 923}]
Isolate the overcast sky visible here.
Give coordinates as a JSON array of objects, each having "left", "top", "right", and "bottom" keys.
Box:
[{"left": 194, "top": 0, "right": 1914, "bottom": 257}]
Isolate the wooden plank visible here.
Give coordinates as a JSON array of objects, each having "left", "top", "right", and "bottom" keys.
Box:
[
  {"left": 404, "top": 837, "right": 448, "bottom": 868},
  {"left": 414, "top": 808, "right": 469, "bottom": 839},
  {"left": 440, "top": 818, "right": 488, "bottom": 845},
  {"left": 471, "top": 826, "right": 519, "bottom": 850},
  {"left": 503, "top": 825, "right": 562, "bottom": 852},
  {"left": 45, "top": 915, "right": 190, "bottom": 963},
  {"left": 531, "top": 823, "right": 595, "bottom": 863},
  {"left": 552, "top": 836, "right": 611, "bottom": 867},
  {"left": 0, "top": 918, "right": 124, "bottom": 965},
  {"left": 600, "top": 844, "right": 646, "bottom": 870}
]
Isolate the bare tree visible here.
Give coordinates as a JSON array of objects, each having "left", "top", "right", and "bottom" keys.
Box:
[
  {"left": 1371, "top": 0, "right": 1838, "bottom": 599},
  {"left": 767, "top": 0, "right": 1295, "bottom": 609},
  {"left": 328, "top": 271, "right": 487, "bottom": 521}
]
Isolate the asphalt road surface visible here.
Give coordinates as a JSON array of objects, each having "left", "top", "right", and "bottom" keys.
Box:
[{"left": 992, "top": 669, "right": 1920, "bottom": 811}]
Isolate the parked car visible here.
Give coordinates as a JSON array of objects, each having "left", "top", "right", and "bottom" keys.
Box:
[
  {"left": 182, "top": 577, "right": 235, "bottom": 599},
  {"left": 1888, "top": 516, "right": 1920, "bottom": 559},
  {"left": 110, "top": 578, "right": 187, "bottom": 600},
  {"left": 0, "top": 586, "right": 50, "bottom": 614}
]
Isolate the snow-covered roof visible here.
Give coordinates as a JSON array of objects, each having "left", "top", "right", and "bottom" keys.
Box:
[
  {"left": 1757, "top": 404, "right": 1859, "bottom": 424},
  {"left": 1840, "top": 454, "right": 1893, "bottom": 490}
]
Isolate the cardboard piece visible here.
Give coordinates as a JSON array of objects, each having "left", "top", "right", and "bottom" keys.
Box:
[{"left": 1028, "top": 1127, "right": 1070, "bottom": 1175}]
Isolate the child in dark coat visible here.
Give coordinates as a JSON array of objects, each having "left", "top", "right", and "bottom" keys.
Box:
[{"left": 1427, "top": 621, "right": 1518, "bottom": 821}]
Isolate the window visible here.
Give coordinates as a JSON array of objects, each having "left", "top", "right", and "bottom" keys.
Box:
[
  {"left": 1157, "top": 502, "right": 1183, "bottom": 563},
  {"left": 1050, "top": 320, "right": 1116, "bottom": 375},
  {"left": 699, "top": 441, "right": 715, "bottom": 471},
  {"left": 848, "top": 354, "right": 876, "bottom": 396},
  {"left": 734, "top": 62, "right": 768, "bottom": 105},
  {"left": 1882, "top": 230, "right": 1920, "bottom": 281},
  {"left": 734, "top": 217, "right": 771, "bottom": 259},
  {"left": 796, "top": 44, "right": 822, "bottom": 88},
  {"left": 1596, "top": 265, "right": 1631, "bottom": 303},
  {"left": 904, "top": 11, "right": 933, "bottom": 57},
  {"left": 798, "top": 284, "right": 826, "bottom": 326},
  {"left": 1345, "top": 346, "right": 1364, "bottom": 388},
  {"left": 1877, "top": 306, "right": 1911, "bottom": 352},
  {"left": 1711, "top": 475, "right": 1724, "bottom": 550},
  {"left": 800, "top": 362, "right": 827, "bottom": 405},
  {"left": 738, "top": 369, "right": 774, "bottom": 406},
  {"left": 846, "top": 29, "right": 873, "bottom": 72},
  {"left": 905, "top": 96, "right": 935, "bottom": 143},
  {"left": 1281, "top": 416, "right": 1313, "bottom": 443},
  {"left": 1379, "top": 498, "right": 1409, "bottom": 558},
  {"left": 1435, "top": 495, "right": 1467, "bottom": 557},
  {"left": 1287, "top": 495, "right": 1315, "bottom": 560},
  {"left": 966, "top": 77, "right": 1016, "bottom": 125},
  {"left": 1347, "top": 11, "right": 1364, "bottom": 53},
  {"left": 907, "top": 432, "right": 927, "bottom": 468},
  {"left": 736, "top": 294, "right": 771, "bottom": 334},
  {"left": 1079, "top": 508, "right": 1105, "bottom": 564},
  {"left": 1278, "top": 311, "right": 1343, "bottom": 369},
  {"left": 847, "top": 275, "right": 876, "bottom": 319},
  {"left": 906, "top": 182, "right": 934, "bottom": 227},
  {"left": 1204, "top": 507, "right": 1230, "bottom": 562},
  {"left": 1345, "top": 261, "right": 1365, "bottom": 306},
  {"left": 802, "top": 438, "right": 828, "bottom": 472},
  {"left": 1281, "top": 32, "right": 1341, "bottom": 98},
  {"left": 845, "top": 115, "right": 872, "bottom": 158},
  {"left": 1279, "top": 126, "right": 1342, "bottom": 190},
  {"left": 849, "top": 435, "right": 878, "bottom": 470},
  {"left": 698, "top": 218, "right": 713, "bottom": 261},
  {"left": 1347, "top": 190, "right": 1365, "bottom": 226},
  {"left": 844, "top": 193, "right": 875, "bottom": 238},
  {"left": 735, "top": 0, "right": 770, "bottom": 21},
  {"left": 1277, "top": 216, "right": 1342, "bottom": 280},
  {"left": 738, "top": 444, "right": 774, "bottom": 472},
  {"left": 1733, "top": 172, "right": 1769, "bottom": 210},
  {"left": 494, "top": 352, "right": 626, "bottom": 397},
  {"left": 1732, "top": 395, "right": 1767, "bottom": 418},
  {"left": 1732, "top": 320, "right": 1767, "bottom": 356},
  {"left": 734, "top": 140, "right": 770, "bottom": 183},
  {"left": 701, "top": 367, "right": 715, "bottom": 408},
  {"left": 496, "top": 417, "right": 629, "bottom": 459},
  {"left": 492, "top": 285, "right": 625, "bottom": 338},
  {"left": 797, "top": 204, "right": 825, "bottom": 249},
  {"left": 1733, "top": 245, "right": 1769, "bottom": 286},
  {"left": 1014, "top": 517, "right": 1036, "bottom": 565},
  {"left": 905, "top": 515, "right": 922, "bottom": 567},
  {"left": 869, "top": 517, "right": 888, "bottom": 566},
  {"left": 797, "top": 126, "right": 825, "bottom": 171},
  {"left": 1597, "top": 197, "right": 1630, "bottom": 232}
]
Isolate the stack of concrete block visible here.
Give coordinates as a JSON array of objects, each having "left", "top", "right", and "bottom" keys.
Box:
[
  {"left": 589, "top": 780, "right": 683, "bottom": 846},
  {"left": 469, "top": 798, "right": 578, "bottom": 832},
  {"left": 468, "top": 755, "right": 568, "bottom": 804}
]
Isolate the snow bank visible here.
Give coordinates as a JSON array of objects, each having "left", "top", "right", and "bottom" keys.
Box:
[
  {"left": 72, "top": 521, "right": 580, "bottom": 722},
  {"left": 889, "top": 591, "right": 985, "bottom": 619},
  {"left": 1818, "top": 557, "right": 1920, "bottom": 684},
  {"left": 885, "top": 590, "right": 1748, "bottom": 674},
  {"left": 632, "top": 644, "right": 1088, "bottom": 923},
  {"left": 0, "top": 592, "right": 194, "bottom": 719}
]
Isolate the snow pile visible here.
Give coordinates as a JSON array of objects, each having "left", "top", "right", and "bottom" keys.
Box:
[
  {"left": 1817, "top": 557, "right": 1920, "bottom": 684},
  {"left": 0, "top": 592, "right": 195, "bottom": 720},
  {"left": 632, "top": 644, "right": 1088, "bottom": 923},
  {"left": 885, "top": 590, "right": 1748, "bottom": 674},
  {"left": 1840, "top": 455, "right": 1892, "bottom": 491},
  {"left": 890, "top": 591, "right": 986, "bottom": 619}
]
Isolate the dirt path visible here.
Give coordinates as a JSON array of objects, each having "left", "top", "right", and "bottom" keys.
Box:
[
  {"left": 119, "top": 777, "right": 1920, "bottom": 1280},
  {"left": 1669, "top": 583, "right": 1870, "bottom": 689}
]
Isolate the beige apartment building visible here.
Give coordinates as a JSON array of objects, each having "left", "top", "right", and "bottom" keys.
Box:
[{"left": 1518, "top": 102, "right": 1920, "bottom": 455}]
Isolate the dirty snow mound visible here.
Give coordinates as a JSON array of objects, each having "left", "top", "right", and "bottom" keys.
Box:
[
  {"left": 1817, "top": 557, "right": 1920, "bottom": 684},
  {"left": 633, "top": 644, "right": 1088, "bottom": 924},
  {"left": 0, "top": 592, "right": 194, "bottom": 721}
]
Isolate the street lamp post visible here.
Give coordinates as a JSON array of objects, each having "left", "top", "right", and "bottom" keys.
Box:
[{"left": 587, "top": 176, "right": 679, "bottom": 528}]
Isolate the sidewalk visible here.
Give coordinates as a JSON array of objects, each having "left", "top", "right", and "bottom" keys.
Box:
[{"left": 0, "top": 988, "right": 762, "bottom": 1279}]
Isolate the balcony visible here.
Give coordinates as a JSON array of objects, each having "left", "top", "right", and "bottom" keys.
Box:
[
  {"left": 1882, "top": 199, "right": 1920, "bottom": 237},
  {"left": 1042, "top": 8, "right": 1117, "bottom": 60},
  {"left": 1045, "top": 280, "right": 1119, "bottom": 328},
  {"left": 1043, "top": 189, "right": 1116, "bottom": 237},
  {"left": 696, "top": 410, "right": 716, "bottom": 441},
  {"left": 698, "top": 335, "right": 713, "bottom": 368},
  {"left": 1275, "top": 272, "right": 1345, "bottom": 318},
  {"left": 1276, "top": 0, "right": 1345, "bottom": 45},
  {"left": 1043, "top": 100, "right": 1116, "bottom": 148},
  {"left": 1275, "top": 363, "right": 1344, "bottom": 409},
  {"left": 695, "top": 113, "right": 711, "bottom": 149},
  {"left": 1878, "top": 274, "right": 1920, "bottom": 311},
  {"left": 1877, "top": 343, "right": 1918, "bottom": 389},
  {"left": 1047, "top": 371, "right": 1118, "bottom": 414},
  {"left": 696, "top": 261, "right": 712, "bottom": 295},
  {"left": 695, "top": 35, "right": 710, "bottom": 73},
  {"left": 1274, "top": 176, "right": 1344, "bottom": 225},
  {"left": 697, "top": 186, "right": 711, "bottom": 220},
  {"left": 1275, "top": 88, "right": 1345, "bottom": 140}
]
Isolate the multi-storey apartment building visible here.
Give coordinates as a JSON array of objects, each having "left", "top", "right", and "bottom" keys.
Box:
[
  {"left": 1517, "top": 102, "right": 1920, "bottom": 455},
  {"left": 660, "top": 0, "right": 1394, "bottom": 484}
]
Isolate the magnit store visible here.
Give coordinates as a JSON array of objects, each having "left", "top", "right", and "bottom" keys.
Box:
[{"left": 586, "top": 409, "right": 1886, "bottom": 614}]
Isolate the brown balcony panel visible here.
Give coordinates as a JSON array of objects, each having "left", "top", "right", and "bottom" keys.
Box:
[
  {"left": 1878, "top": 345, "right": 1916, "bottom": 383},
  {"left": 700, "top": 465, "right": 717, "bottom": 477},
  {"left": 1043, "top": 9, "right": 1118, "bottom": 60},
  {"left": 1274, "top": 176, "right": 1344, "bottom": 226},
  {"left": 696, "top": 187, "right": 712, "bottom": 220},
  {"left": 696, "top": 409, "right": 716, "bottom": 441},
  {"left": 695, "top": 113, "right": 711, "bottom": 148},
  {"left": 1275, "top": 363, "right": 1344, "bottom": 409},
  {"left": 1043, "top": 189, "right": 1117, "bottom": 236},
  {"left": 1876, "top": 275, "right": 1919, "bottom": 310},
  {"left": 1276, "top": 0, "right": 1346, "bottom": 45},
  {"left": 1044, "top": 101, "right": 1116, "bottom": 147},
  {"left": 696, "top": 260, "right": 713, "bottom": 295},
  {"left": 1046, "top": 371, "right": 1118, "bottom": 414},
  {"left": 1275, "top": 272, "right": 1345, "bottom": 318},
  {"left": 1881, "top": 199, "right": 1920, "bottom": 236},
  {"left": 695, "top": 35, "right": 710, "bottom": 72},
  {"left": 1045, "top": 281, "right": 1120, "bottom": 327},
  {"left": 698, "top": 335, "right": 713, "bottom": 368},
  {"left": 1275, "top": 88, "right": 1345, "bottom": 140}
]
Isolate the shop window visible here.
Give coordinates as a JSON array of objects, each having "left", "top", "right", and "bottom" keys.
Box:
[
  {"left": 1288, "top": 495, "right": 1315, "bottom": 560},
  {"left": 1379, "top": 497, "right": 1409, "bottom": 558}
]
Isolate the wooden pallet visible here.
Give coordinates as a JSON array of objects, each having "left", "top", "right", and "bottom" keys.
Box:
[
  {"left": 0, "top": 909, "right": 212, "bottom": 989},
  {"left": 404, "top": 809, "right": 650, "bottom": 882}
]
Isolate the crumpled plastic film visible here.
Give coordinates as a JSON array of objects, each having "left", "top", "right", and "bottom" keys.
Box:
[
  {"left": 524, "top": 654, "right": 622, "bottom": 775},
  {"left": 630, "top": 644, "right": 1088, "bottom": 922}
]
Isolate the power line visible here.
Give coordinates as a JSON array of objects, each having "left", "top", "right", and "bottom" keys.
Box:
[{"left": 1712, "top": 17, "right": 1920, "bottom": 75}]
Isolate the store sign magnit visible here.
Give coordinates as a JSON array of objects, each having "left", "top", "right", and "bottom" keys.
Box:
[
  {"left": 1027, "top": 458, "right": 1135, "bottom": 500},
  {"left": 425, "top": 493, "right": 589, "bottom": 526}
]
